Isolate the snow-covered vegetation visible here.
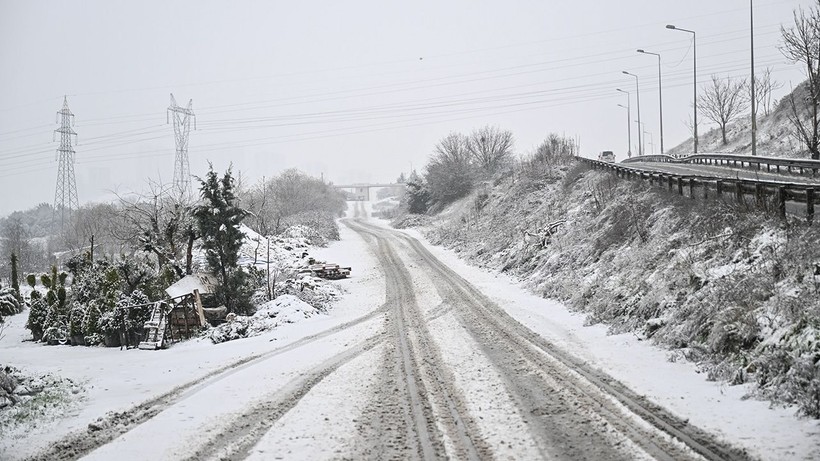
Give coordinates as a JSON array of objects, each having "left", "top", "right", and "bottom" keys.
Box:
[
  {"left": 0, "top": 166, "right": 346, "bottom": 349},
  {"left": 0, "top": 366, "right": 84, "bottom": 438},
  {"left": 209, "top": 294, "right": 324, "bottom": 343},
  {"left": 396, "top": 139, "right": 820, "bottom": 417}
]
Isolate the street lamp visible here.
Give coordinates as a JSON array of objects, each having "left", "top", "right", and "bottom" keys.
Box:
[
  {"left": 667, "top": 24, "right": 697, "bottom": 154},
  {"left": 637, "top": 49, "right": 664, "bottom": 155},
  {"left": 616, "top": 88, "right": 632, "bottom": 157},
  {"left": 622, "top": 71, "right": 642, "bottom": 156},
  {"left": 750, "top": 0, "right": 757, "bottom": 155},
  {"left": 617, "top": 104, "right": 631, "bottom": 157},
  {"left": 646, "top": 129, "right": 654, "bottom": 155}
]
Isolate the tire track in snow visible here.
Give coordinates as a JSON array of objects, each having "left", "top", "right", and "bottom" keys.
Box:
[
  {"left": 26, "top": 305, "right": 389, "bottom": 461},
  {"left": 180, "top": 333, "right": 386, "bottom": 461},
  {"left": 345, "top": 214, "right": 488, "bottom": 460},
  {"left": 362, "top": 218, "right": 753, "bottom": 461}
]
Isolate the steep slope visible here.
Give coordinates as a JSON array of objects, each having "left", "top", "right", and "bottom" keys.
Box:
[
  {"left": 668, "top": 80, "right": 809, "bottom": 157},
  {"left": 413, "top": 160, "right": 820, "bottom": 417}
]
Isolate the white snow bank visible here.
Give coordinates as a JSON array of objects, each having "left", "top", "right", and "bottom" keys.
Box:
[{"left": 209, "top": 295, "right": 321, "bottom": 344}]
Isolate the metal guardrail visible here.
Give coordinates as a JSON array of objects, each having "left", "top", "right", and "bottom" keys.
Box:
[
  {"left": 578, "top": 157, "right": 819, "bottom": 223},
  {"left": 622, "top": 153, "right": 820, "bottom": 175}
]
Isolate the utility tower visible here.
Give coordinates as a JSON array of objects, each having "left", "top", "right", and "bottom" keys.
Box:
[
  {"left": 167, "top": 94, "right": 196, "bottom": 198},
  {"left": 53, "top": 96, "right": 79, "bottom": 227}
]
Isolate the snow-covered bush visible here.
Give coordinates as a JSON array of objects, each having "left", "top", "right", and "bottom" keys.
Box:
[
  {"left": 0, "top": 287, "right": 22, "bottom": 324},
  {"left": 209, "top": 295, "right": 320, "bottom": 344},
  {"left": 277, "top": 275, "right": 339, "bottom": 312},
  {"left": 23, "top": 251, "right": 171, "bottom": 347},
  {"left": 281, "top": 211, "right": 340, "bottom": 245},
  {"left": 0, "top": 366, "right": 84, "bottom": 437}
]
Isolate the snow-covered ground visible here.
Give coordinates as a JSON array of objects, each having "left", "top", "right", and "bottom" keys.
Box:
[
  {"left": 1, "top": 200, "right": 819, "bottom": 460},
  {"left": 0, "top": 213, "right": 384, "bottom": 460}
]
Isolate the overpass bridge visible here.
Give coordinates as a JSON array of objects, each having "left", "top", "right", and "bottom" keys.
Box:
[{"left": 334, "top": 183, "right": 403, "bottom": 201}]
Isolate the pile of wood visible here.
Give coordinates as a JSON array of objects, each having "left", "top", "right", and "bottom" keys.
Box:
[{"left": 300, "top": 263, "right": 351, "bottom": 280}]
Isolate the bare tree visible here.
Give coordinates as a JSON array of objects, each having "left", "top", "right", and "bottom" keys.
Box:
[
  {"left": 755, "top": 67, "right": 784, "bottom": 116},
  {"left": 781, "top": 3, "right": 820, "bottom": 158},
  {"left": 1, "top": 215, "right": 34, "bottom": 276},
  {"left": 699, "top": 75, "right": 749, "bottom": 145},
  {"left": 465, "top": 126, "right": 514, "bottom": 175},
  {"left": 113, "top": 180, "right": 196, "bottom": 277},
  {"left": 425, "top": 132, "right": 474, "bottom": 205}
]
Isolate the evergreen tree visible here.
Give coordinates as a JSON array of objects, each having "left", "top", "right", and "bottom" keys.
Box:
[
  {"left": 10, "top": 252, "right": 20, "bottom": 304},
  {"left": 194, "top": 165, "right": 253, "bottom": 314},
  {"left": 25, "top": 274, "right": 46, "bottom": 340}
]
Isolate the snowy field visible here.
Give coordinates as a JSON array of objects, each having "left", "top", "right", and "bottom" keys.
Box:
[{"left": 1, "top": 201, "right": 818, "bottom": 460}]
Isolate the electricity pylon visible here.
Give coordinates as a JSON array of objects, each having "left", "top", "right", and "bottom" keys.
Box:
[
  {"left": 167, "top": 94, "right": 196, "bottom": 198},
  {"left": 53, "top": 96, "right": 79, "bottom": 228}
]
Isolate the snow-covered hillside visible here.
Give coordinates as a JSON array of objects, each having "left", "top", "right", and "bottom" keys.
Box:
[{"left": 667, "top": 81, "right": 808, "bottom": 157}]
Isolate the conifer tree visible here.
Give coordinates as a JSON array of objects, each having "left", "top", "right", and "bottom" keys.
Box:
[
  {"left": 10, "top": 252, "right": 20, "bottom": 304},
  {"left": 194, "top": 165, "right": 253, "bottom": 314}
]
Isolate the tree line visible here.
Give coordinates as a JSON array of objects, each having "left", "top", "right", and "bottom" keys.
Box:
[{"left": 404, "top": 126, "right": 576, "bottom": 214}]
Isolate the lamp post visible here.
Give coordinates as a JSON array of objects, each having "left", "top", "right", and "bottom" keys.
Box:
[
  {"left": 616, "top": 88, "right": 632, "bottom": 157},
  {"left": 750, "top": 0, "right": 757, "bottom": 155},
  {"left": 623, "top": 71, "right": 642, "bottom": 156},
  {"left": 637, "top": 49, "right": 664, "bottom": 155},
  {"left": 617, "top": 104, "right": 631, "bottom": 157},
  {"left": 667, "top": 24, "right": 697, "bottom": 154}
]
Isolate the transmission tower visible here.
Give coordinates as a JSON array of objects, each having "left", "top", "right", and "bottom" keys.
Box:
[
  {"left": 167, "top": 94, "right": 196, "bottom": 198},
  {"left": 53, "top": 96, "right": 79, "bottom": 227}
]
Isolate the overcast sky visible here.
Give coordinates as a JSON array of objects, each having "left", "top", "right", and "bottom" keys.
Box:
[{"left": 0, "top": 0, "right": 814, "bottom": 216}]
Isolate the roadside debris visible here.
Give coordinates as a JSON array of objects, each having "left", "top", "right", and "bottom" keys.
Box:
[{"left": 299, "top": 261, "right": 352, "bottom": 280}]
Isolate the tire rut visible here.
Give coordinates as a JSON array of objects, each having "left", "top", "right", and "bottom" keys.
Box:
[
  {"left": 182, "top": 334, "right": 385, "bottom": 461},
  {"left": 346, "top": 215, "right": 488, "bottom": 460}
]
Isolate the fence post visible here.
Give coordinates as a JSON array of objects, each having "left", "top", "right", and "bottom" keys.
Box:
[
  {"left": 807, "top": 188, "right": 815, "bottom": 224},
  {"left": 716, "top": 180, "right": 723, "bottom": 197},
  {"left": 778, "top": 187, "right": 787, "bottom": 219},
  {"left": 703, "top": 181, "right": 709, "bottom": 200},
  {"left": 755, "top": 183, "right": 764, "bottom": 208},
  {"left": 735, "top": 182, "right": 744, "bottom": 204},
  {"left": 689, "top": 178, "right": 695, "bottom": 198},
  {"left": 677, "top": 177, "right": 684, "bottom": 195}
]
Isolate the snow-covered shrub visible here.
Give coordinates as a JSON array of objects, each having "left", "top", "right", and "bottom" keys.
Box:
[
  {"left": 98, "top": 289, "right": 153, "bottom": 346},
  {"left": 67, "top": 302, "right": 86, "bottom": 342},
  {"left": 26, "top": 266, "right": 71, "bottom": 345},
  {"left": 25, "top": 275, "right": 47, "bottom": 341},
  {"left": 281, "top": 210, "right": 340, "bottom": 245},
  {"left": 0, "top": 287, "right": 22, "bottom": 323},
  {"left": 209, "top": 295, "right": 320, "bottom": 344},
  {"left": 786, "top": 356, "right": 820, "bottom": 418},
  {"left": 753, "top": 321, "right": 820, "bottom": 417},
  {"left": 277, "top": 275, "right": 339, "bottom": 312},
  {"left": 0, "top": 366, "right": 85, "bottom": 437},
  {"left": 63, "top": 254, "right": 169, "bottom": 347}
]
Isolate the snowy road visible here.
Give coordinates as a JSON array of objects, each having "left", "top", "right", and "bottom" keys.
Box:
[
  {"left": 624, "top": 160, "right": 820, "bottom": 184},
  {"left": 10, "top": 202, "right": 809, "bottom": 460}
]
